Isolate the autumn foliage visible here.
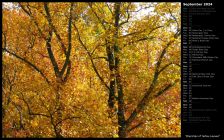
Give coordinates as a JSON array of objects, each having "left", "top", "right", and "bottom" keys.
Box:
[{"left": 2, "top": 2, "right": 181, "bottom": 138}]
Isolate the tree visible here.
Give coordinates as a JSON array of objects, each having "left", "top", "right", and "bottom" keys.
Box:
[
  {"left": 3, "top": 2, "right": 78, "bottom": 137},
  {"left": 72, "top": 2, "right": 180, "bottom": 137}
]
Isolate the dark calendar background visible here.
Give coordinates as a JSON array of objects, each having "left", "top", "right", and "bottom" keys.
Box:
[{"left": 181, "top": 0, "right": 224, "bottom": 138}]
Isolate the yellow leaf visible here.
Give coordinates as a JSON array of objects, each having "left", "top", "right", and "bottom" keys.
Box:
[{"left": 113, "top": 134, "right": 119, "bottom": 138}]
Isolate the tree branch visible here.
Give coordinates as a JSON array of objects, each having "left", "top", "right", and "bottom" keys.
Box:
[
  {"left": 60, "top": 2, "right": 74, "bottom": 77},
  {"left": 45, "top": 30, "right": 60, "bottom": 77},
  {"left": 73, "top": 22, "right": 110, "bottom": 91},
  {"left": 166, "top": 3, "right": 180, "bottom": 36},
  {"left": 154, "top": 80, "right": 179, "bottom": 98},
  {"left": 88, "top": 3, "right": 107, "bottom": 30},
  {"left": 129, "top": 5, "right": 154, "bottom": 13},
  {"left": 105, "top": 3, "right": 113, "bottom": 15},
  {"left": 90, "top": 42, "right": 107, "bottom": 56},
  {"left": 125, "top": 39, "right": 176, "bottom": 128},
  {"left": 44, "top": 2, "right": 67, "bottom": 55},
  {"left": 119, "top": 2, "right": 131, "bottom": 27},
  {"left": 63, "top": 62, "right": 71, "bottom": 83},
  {"left": 127, "top": 122, "right": 144, "bottom": 133},
  {"left": 11, "top": 101, "right": 25, "bottom": 129},
  {"left": 123, "top": 36, "right": 155, "bottom": 47},
  {"left": 120, "top": 25, "right": 163, "bottom": 38},
  {"left": 158, "top": 62, "right": 180, "bottom": 75},
  {"left": 55, "top": 116, "right": 80, "bottom": 127},
  {"left": 20, "top": 92, "right": 50, "bottom": 118},
  {"left": 2, "top": 48, "right": 50, "bottom": 84},
  {"left": 19, "top": 3, "right": 46, "bottom": 39}
]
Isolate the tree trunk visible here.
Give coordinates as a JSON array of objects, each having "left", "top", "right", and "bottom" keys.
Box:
[
  {"left": 54, "top": 77, "right": 63, "bottom": 138},
  {"left": 107, "top": 46, "right": 116, "bottom": 110},
  {"left": 117, "top": 75, "right": 126, "bottom": 138},
  {"left": 113, "top": 2, "right": 127, "bottom": 138}
]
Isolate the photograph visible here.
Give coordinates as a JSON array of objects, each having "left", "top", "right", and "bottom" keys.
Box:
[{"left": 2, "top": 2, "right": 181, "bottom": 138}]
